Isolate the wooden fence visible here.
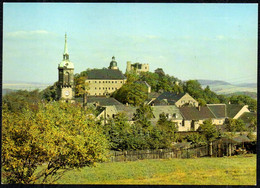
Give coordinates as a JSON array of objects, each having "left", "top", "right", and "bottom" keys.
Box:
[{"left": 109, "top": 145, "right": 209, "bottom": 162}]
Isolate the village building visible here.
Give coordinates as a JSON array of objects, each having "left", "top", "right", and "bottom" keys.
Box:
[
  {"left": 87, "top": 96, "right": 136, "bottom": 124},
  {"left": 148, "top": 92, "right": 199, "bottom": 107},
  {"left": 179, "top": 106, "right": 216, "bottom": 131},
  {"left": 126, "top": 61, "right": 149, "bottom": 74},
  {"left": 151, "top": 105, "right": 183, "bottom": 131},
  {"left": 57, "top": 34, "right": 75, "bottom": 103},
  {"left": 226, "top": 104, "right": 250, "bottom": 119},
  {"left": 86, "top": 56, "right": 127, "bottom": 96}
]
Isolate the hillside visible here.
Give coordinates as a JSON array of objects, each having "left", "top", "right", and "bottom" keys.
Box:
[
  {"left": 3, "top": 80, "right": 52, "bottom": 91},
  {"left": 198, "top": 79, "right": 257, "bottom": 96}
]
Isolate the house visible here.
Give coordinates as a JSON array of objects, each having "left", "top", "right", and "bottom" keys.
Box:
[
  {"left": 226, "top": 104, "right": 250, "bottom": 119},
  {"left": 151, "top": 105, "right": 183, "bottom": 130},
  {"left": 149, "top": 92, "right": 199, "bottom": 107},
  {"left": 207, "top": 104, "right": 226, "bottom": 125},
  {"left": 86, "top": 56, "right": 127, "bottom": 96},
  {"left": 88, "top": 96, "right": 136, "bottom": 124},
  {"left": 179, "top": 106, "right": 215, "bottom": 131}
]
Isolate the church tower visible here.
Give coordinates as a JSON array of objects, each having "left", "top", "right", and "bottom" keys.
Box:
[{"left": 57, "top": 33, "right": 75, "bottom": 103}]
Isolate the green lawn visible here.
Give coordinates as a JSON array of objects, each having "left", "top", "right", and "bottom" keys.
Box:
[{"left": 52, "top": 154, "right": 256, "bottom": 185}]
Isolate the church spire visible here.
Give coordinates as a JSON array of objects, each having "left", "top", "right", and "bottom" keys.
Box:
[{"left": 63, "top": 33, "right": 69, "bottom": 60}]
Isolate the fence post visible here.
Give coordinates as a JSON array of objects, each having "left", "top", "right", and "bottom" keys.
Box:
[{"left": 209, "top": 142, "right": 213, "bottom": 157}]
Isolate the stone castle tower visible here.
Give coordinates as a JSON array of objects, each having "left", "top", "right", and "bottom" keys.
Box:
[{"left": 57, "top": 33, "right": 75, "bottom": 102}]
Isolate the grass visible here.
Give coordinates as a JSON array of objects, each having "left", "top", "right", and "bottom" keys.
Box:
[{"left": 50, "top": 154, "right": 256, "bottom": 185}]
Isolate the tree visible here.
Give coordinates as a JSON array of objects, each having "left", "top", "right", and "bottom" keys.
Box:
[
  {"left": 3, "top": 89, "right": 42, "bottom": 113},
  {"left": 2, "top": 102, "right": 109, "bottom": 184},
  {"left": 229, "top": 95, "right": 257, "bottom": 112},
  {"left": 104, "top": 113, "right": 132, "bottom": 150},
  {"left": 197, "top": 119, "right": 218, "bottom": 142},
  {"left": 113, "top": 82, "right": 148, "bottom": 106},
  {"left": 41, "top": 82, "right": 59, "bottom": 101},
  {"left": 74, "top": 75, "right": 89, "bottom": 106},
  {"left": 225, "top": 118, "right": 246, "bottom": 132},
  {"left": 154, "top": 113, "right": 178, "bottom": 148},
  {"left": 133, "top": 104, "right": 153, "bottom": 129}
]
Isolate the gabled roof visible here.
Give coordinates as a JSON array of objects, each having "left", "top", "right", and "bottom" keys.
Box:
[
  {"left": 87, "top": 69, "right": 126, "bottom": 80},
  {"left": 179, "top": 106, "right": 215, "bottom": 120},
  {"left": 238, "top": 112, "right": 256, "bottom": 124},
  {"left": 226, "top": 104, "right": 244, "bottom": 118},
  {"left": 87, "top": 96, "right": 123, "bottom": 106},
  {"left": 207, "top": 104, "right": 226, "bottom": 118},
  {"left": 151, "top": 105, "right": 183, "bottom": 120},
  {"left": 115, "top": 105, "right": 137, "bottom": 121},
  {"left": 153, "top": 92, "right": 186, "bottom": 105}
]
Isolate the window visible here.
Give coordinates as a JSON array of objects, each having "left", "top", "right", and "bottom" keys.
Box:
[
  {"left": 109, "top": 88, "right": 110, "bottom": 90},
  {"left": 108, "top": 81, "right": 110, "bottom": 83},
  {"left": 106, "top": 81, "right": 107, "bottom": 83},
  {"left": 115, "top": 88, "right": 117, "bottom": 90},
  {"left": 103, "top": 87, "right": 104, "bottom": 90},
  {"left": 121, "top": 81, "right": 122, "bottom": 83},
  {"left": 89, "top": 81, "right": 91, "bottom": 83},
  {"left": 112, "top": 88, "right": 114, "bottom": 90},
  {"left": 112, "top": 81, "right": 114, "bottom": 83},
  {"left": 95, "top": 81, "right": 97, "bottom": 83},
  {"left": 99, "top": 88, "right": 101, "bottom": 90},
  {"left": 115, "top": 81, "right": 117, "bottom": 83},
  {"left": 95, "top": 87, "right": 97, "bottom": 90},
  {"left": 103, "top": 81, "right": 104, "bottom": 83},
  {"left": 95, "top": 93, "right": 97, "bottom": 96},
  {"left": 99, "top": 81, "right": 101, "bottom": 83},
  {"left": 99, "top": 93, "right": 101, "bottom": 95}
]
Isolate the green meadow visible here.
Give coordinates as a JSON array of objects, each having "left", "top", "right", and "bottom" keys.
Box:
[{"left": 51, "top": 154, "right": 256, "bottom": 185}]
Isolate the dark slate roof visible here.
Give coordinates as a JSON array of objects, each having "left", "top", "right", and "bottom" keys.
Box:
[
  {"left": 87, "top": 69, "right": 126, "bottom": 80},
  {"left": 207, "top": 104, "right": 226, "bottom": 118},
  {"left": 87, "top": 97, "right": 123, "bottom": 106},
  {"left": 153, "top": 92, "right": 186, "bottom": 105},
  {"left": 115, "top": 105, "right": 137, "bottom": 121},
  {"left": 238, "top": 112, "right": 257, "bottom": 124},
  {"left": 179, "top": 106, "right": 215, "bottom": 120},
  {"left": 148, "top": 92, "right": 160, "bottom": 99},
  {"left": 226, "top": 104, "right": 244, "bottom": 118}
]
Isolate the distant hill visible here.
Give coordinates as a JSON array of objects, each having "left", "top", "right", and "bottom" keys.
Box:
[
  {"left": 224, "top": 92, "right": 257, "bottom": 100},
  {"left": 197, "top": 79, "right": 257, "bottom": 95},
  {"left": 197, "top": 79, "right": 231, "bottom": 86},
  {"left": 3, "top": 80, "right": 52, "bottom": 91},
  {"left": 234, "top": 83, "right": 257, "bottom": 88}
]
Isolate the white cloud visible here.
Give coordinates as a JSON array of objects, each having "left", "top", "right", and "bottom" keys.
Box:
[{"left": 5, "top": 30, "right": 52, "bottom": 38}]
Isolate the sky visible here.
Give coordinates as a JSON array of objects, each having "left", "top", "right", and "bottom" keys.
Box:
[{"left": 3, "top": 3, "right": 258, "bottom": 85}]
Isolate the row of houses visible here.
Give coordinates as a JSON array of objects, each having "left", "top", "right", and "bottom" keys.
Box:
[{"left": 87, "top": 91, "right": 254, "bottom": 132}]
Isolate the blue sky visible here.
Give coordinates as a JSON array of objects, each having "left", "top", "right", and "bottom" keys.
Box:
[{"left": 3, "top": 3, "right": 258, "bottom": 84}]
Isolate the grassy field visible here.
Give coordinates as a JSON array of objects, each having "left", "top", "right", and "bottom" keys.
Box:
[{"left": 51, "top": 154, "right": 256, "bottom": 185}]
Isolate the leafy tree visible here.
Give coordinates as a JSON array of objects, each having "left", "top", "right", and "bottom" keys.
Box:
[
  {"left": 41, "top": 82, "right": 59, "bottom": 101},
  {"left": 184, "top": 133, "right": 206, "bottom": 146},
  {"left": 225, "top": 118, "right": 246, "bottom": 132},
  {"left": 3, "top": 89, "right": 42, "bottom": 113},
  {"left": 197, "top": 119, "right": 218, "bottom": 142},
  {"left": 154, "top": 113, "right": 177, "bottom": 148},
  {"left": 249, "top": 117, "right": 257, "bottom": 131},
  {"left": 113, "top": 82, "right": 148, "bottom": 106},
  {"left": 74, "top": 75, "right": 89, "bottom": 106},
  {"left": 228, "top": 95, "right": 257, "bottom": 112},
  {"left": 2, "top": 102, "right": 109, "bottom": 184},
  {"left": 133, "top": 104, "right": 153, "bottom": 129},
  {"left": 104, "top": 113, "right": 132, "bottom": 150}
]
